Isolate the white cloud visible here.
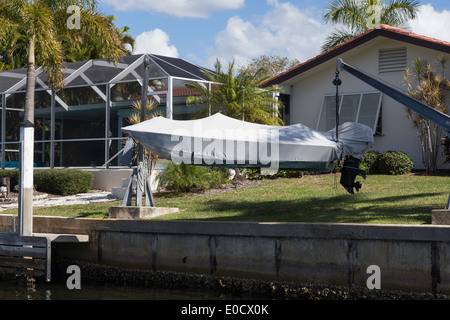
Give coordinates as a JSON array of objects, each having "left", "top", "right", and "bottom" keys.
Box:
[
  {"left": 408, "top": 4, "right": 450, "bottom": 42},
  {"left": 208, "top": 0, "right": 333, "bottom": 67},
  {"left": 102, "top": 0, "right": 245, "bottom": 18},
  {"left": 134, "top": 29, "right": 179, "bottom": 57}
]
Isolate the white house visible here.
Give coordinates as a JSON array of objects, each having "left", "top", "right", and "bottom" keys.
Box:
[{"left": 263, "top": 24, "right": 450, "bottom": 170}]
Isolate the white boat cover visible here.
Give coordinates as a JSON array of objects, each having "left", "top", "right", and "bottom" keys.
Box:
[{"left": 122, "top": 113, "right": 373, "bottom": 172}]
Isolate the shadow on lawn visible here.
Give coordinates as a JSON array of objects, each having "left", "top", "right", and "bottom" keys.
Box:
[{"left": 192, "top": 192, "right": 444, "bottom": 224}]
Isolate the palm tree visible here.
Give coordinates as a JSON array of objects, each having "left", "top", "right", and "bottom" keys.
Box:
[
  {"left": 185, "top": 59, "right": 284, "bottom": 126},
  {"left": 0, "top": 0, "right": 128, "bottom": 234},
  {"left": 404, "top": 55, "right": 450, "bottom": 172},
  {"left": 0, "top": 0, "right": 127, "bottom": 123},
  {"left": 322, "top": 0, "right": 420, "bottom": 52}
]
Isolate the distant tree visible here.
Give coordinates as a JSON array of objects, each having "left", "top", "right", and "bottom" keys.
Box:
[
  {"left": 185, "top": 59, "right": 283, "bottom": 125},
  {"left": 322, "top": 0, "right": 420, "bottom": 52},
  {"left": 239, "top": 55, "right": 300, "bottom": 79},
  {"left": 404, "top": 55, "right": 450, "bottom": 172}
]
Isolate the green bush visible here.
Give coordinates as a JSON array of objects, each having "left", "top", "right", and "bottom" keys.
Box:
[
  {"left": 372, "top": 151, "right": 414, "bottom": 175},
  {"left": 361, "top": 150, "right": 381, "bottom": 174},
  {"left": 0, "top": 169, "right": 94, "bottom": 195},
  {"left": 333, "top": 150, "right": 413, "bottom": 175},
  {"left": 157, "top": 163, "right": 230, "bottom": 193},
  {"left": 34, "top": 169, "right": 94, "bottom": 195}
]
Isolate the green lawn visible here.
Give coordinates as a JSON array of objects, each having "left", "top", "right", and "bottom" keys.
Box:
[{"left": 1, "top": 173, "right": 449, "bottom": 224}]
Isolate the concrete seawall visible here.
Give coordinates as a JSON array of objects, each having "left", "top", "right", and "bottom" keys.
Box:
[{"left": 1, "top": 214, "right": 450, "bottom": 295}]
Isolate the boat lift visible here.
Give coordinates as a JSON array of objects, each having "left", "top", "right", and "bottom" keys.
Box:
[
  {"left": 336, "top": 59, "right": 450, "bottom": 136},
  {"left": 336, "top": 58, "right": 450, "bottom": 205}
]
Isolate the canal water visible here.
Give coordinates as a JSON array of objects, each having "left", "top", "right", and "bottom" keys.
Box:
[{"left": 0, "top": 280, "right": 235, "bottom": 300}]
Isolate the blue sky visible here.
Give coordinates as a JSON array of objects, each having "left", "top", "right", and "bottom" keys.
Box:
[{"left": 98, "top": 0, "right": 450, "bottom": 68}]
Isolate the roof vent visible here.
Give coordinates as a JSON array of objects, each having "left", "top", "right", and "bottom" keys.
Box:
[{"left": 379, "top": 47, "right": 407, "bottom": 74}]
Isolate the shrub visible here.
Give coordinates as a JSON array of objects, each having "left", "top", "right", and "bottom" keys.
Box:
[
  {"left": 0, "top": 169, "right": 94, "bottom": 195},
  {"left": 275, "top": 170, "right": 304, "bottom": 178},
  {"left": 361, "top": 150, "right": 381, "bottom": 174},
  {"left": 34, "top": 169, "right": 94, "bottom": 195},
  {"left": 334, "top": 150, "right": 413, "bottom": 175},
  {"left": 372, "top": 151, "right": 414, "bottom": 175},
  {"left": 157, "top": 163, "right": 230, "bottom": 193}
]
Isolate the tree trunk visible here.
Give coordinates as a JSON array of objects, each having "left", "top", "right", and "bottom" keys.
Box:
[
  {"left": 25, "top": 36, "right": 35, "bottom": 126},
  {"left": 19, "top": 36, "right": 36, "bottom": 236}
]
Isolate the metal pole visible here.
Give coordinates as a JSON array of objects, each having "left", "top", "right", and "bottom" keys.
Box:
[
  {"left": 167, "top": 76, "right": 173, "bottom": 120},
  {"left": 136, "top": 55, "right": 150, "bottom": 206},
  {"left": 140, "top": 55, "right": 150, "bottom": 163},
  {"left": 208, "top": 82, "right": 211, "bottom": 116},
  {"left": 1, "top": 94, "right": 5, "bottom": 170},
  {"left": 19, "top": 124, "right": 34, "bottom": 236},
  {"left": 18, "top": 140, "right": 23, "bottom": 234},
  {"left": 50, "top": 91, "right": 55, "bottom": 168},
  {"left": 333, "top": 68, "right": 342, "bottom": 142},
  {"left": 105, "top": 84, "right": 111, "bottom": 168}
]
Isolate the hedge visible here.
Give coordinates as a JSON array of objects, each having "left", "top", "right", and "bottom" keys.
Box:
[{"left": 0, "top": 169, "right": 94, "bottom": 196}]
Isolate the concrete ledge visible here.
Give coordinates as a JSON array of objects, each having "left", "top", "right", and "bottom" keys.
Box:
[
  {"left": 33, "top": 232, "right": 90, "bottom": 243},
  {"left": 4, "top": 215, "right": 450, "bottom": 294},
  {"left": 432, "top": 209, "right": 450, "bottom": 225},
  {"left": 108, "top": 206, "right": 179, "bottom": 220}
]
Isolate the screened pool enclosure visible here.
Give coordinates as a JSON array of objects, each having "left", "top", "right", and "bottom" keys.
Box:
[{"left": 0, "top": 54, "right": 213, "bottom": 169}]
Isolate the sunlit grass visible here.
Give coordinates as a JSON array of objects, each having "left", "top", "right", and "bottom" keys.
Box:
[{"left": 1, "top": 173, "right": 449, "bottom": 224}]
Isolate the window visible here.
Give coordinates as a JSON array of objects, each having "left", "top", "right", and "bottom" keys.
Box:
[{"left": 316, "top": 92, "right": 382, "bottom": 134}]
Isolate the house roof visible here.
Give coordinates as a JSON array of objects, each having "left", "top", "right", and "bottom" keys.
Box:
[
  {"left": 0, "top": 53, "right": 214, "bottom": 94},
  {"left": 262, "top": 24, "right": 450, "bottom": 87}
]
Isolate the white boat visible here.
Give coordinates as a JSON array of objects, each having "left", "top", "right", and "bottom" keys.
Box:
[{"left": 121, "top": 113, "right": 374, "bottom": 173}]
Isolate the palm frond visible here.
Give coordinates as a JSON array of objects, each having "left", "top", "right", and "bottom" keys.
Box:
[
  {"left": 380, "top": 0, "right": 419, "bottom": 27},
  {"left": 321, "top": 28, "right": 358, "bottom": 53},
  {"left": 77, "top": 8, "right": 127, "bottom": 63},
  {"left": 322, "top": 0, "right": 420, "bottom": 50},
  {"left": 323, "top": 0, "right": 368, "bottom": 32}
]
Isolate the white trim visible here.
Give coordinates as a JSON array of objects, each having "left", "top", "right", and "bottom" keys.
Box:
[
  {"left": 64, "top": 60, "right": 93, "bottom": 86},
  {"left": 109, "top": 55, "right": 146, "bottom": 85},
  {"left": 4, "top": 67, "right": 43, "bottom": 99},
  {"left": 35, "top": 77, "right": 70, "bottom": 111},
  {"left": 80, "top": 73, "right": 107, "bottom": 102}
]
